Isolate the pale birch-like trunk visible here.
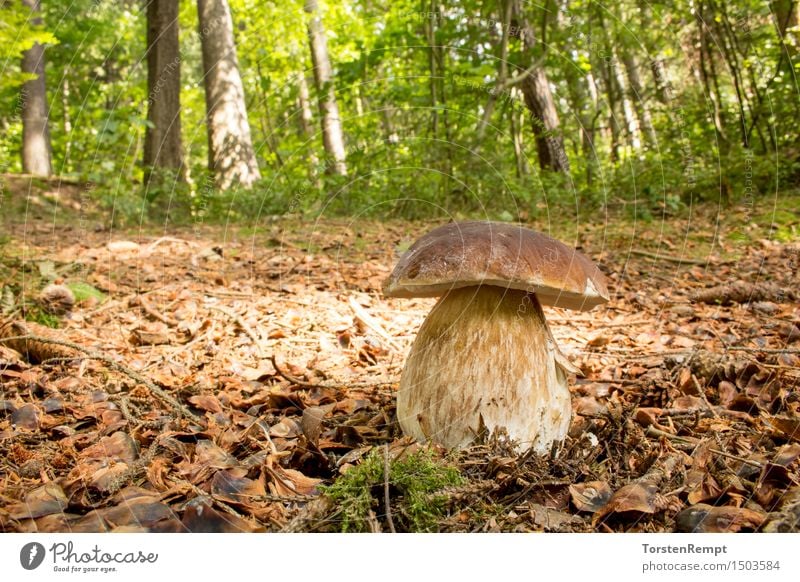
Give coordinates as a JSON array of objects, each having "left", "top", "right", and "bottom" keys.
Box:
[
  {"left": 304, "top": 0, "right": 347, "bottom": 175},
  {"left": 21, "top": 0, "right": 52, "bottom": 176},
  {"left": 197, "top": 0, "right": 261, "bottom": 190}
]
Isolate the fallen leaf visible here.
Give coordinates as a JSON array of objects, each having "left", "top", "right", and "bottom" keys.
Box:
[
  {"left": 569, "top": 481, "right": 612, "bottom": 513},
  {"left": 675, "top": 503, "right": 765, "bottom": 532}
]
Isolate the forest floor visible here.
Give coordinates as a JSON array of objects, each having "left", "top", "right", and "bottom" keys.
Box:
[{"left": 1, "top": 177, "right": 799, "bottom": 532}]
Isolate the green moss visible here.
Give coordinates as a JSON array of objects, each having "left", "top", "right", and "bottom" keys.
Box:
[
  {"left": 66, "top": 281, "right": 106, "bottom": 304},
  {"left": 323, "top": 448, "right": 464, "bottom": 532},
  {"left": 26, "top": 308, "right": 61, "bottom": 328}
]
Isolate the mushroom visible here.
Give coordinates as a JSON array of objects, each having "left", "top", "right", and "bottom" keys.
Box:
[{"left": 383, "top": 221, "right": 608, "bottom": 453}]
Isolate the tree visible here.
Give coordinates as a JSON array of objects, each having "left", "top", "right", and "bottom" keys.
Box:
[
  {"left": 621, "top": 52, "right": 657, "bottom": 148},
  {"left": 143, "top": 0, "right": 183, "bottom": 184},
  {"left": 21, "top": 0, "right": 52, "bottom": 176},
  {"left": 512, "top": 0, "right": 570, "bottom": 174},
  {"left": 197, "top": 0, "right": 261, "bottom": 189},
  {"left": 304, "top": 0, "right": 347, "bottom": 175}
]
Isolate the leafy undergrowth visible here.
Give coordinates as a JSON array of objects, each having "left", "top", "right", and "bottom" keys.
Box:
[{"left": 0, "top": 207, "right": 798, "bottom": 533}]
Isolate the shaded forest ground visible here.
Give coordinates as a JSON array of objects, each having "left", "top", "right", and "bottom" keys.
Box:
[{"left": 1, "top": 177, "right": 799, "bottom": 532}]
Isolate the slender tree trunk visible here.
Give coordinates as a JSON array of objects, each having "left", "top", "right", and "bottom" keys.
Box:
[
  {"left": 510, "top": 88, "right": 529, "bottom": 178},
  {"left": 637, "top": 0, "right": 671, "bottom": 103},
  {"left": 597, "top": 55, "right": 621, "bottom": 162},
  {"left": 425, "top": 1, "right": 439, "bottom": 139},
  {"left": 557, "top": 2, "right": 596, "bottom": 182},
  {"left": 61, "top": 74, "right": 72, "bottom": 166},
  {"left": 255, "top": 60, "right": 283, "bottom": 167},
  {"left": 513, "top": 0, "right": 569, "bottom": 174},
  {"left": 295, "top": 71, "right": 320, "bottom": 182},
  {"left": 621, "top": 52, "right": 657, "bottom": 148},
  {"left": 774, "top": 0, "right": 800, "bottom": 55},
  {"left": 144, "top": 0, "right": 183, "bottom": 184},
  {"left": 197, "top": 0, "right": 261, "bottom": 190},
  {"left": 477, "top": 0, "right": 512, "bottom": 138},
  {"left": 297, "top": 72, "right": 315, "bottom": 138},
  {"left": 21, "top": 0, "right": 52, "bottom": 176},
  {"left": 696, "top": 5, "right": 728, "bottom": 150},
  {"left": 381, "top": 106, "right": 399, "bottom": 145},
  {"left": 610, "top": 50, "right": 640, "bottom": 150},
  {"left": 304, "top": 0, "right": 347, "bottom": 175}
]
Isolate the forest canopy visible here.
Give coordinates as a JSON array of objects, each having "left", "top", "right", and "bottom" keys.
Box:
[{"left": 1, "top": 0, "right": 799, "bottom": 223}]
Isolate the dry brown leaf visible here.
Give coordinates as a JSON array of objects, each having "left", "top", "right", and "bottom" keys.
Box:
[
  {"left": 569, "top": 481, "right": 612, "bottom": 513},
  {"left": 675, "top": 503, "right": 765, "bottom": 532}
]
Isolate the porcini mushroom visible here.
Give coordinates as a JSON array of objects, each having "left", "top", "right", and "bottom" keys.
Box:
[{"left": 384, "top": 221, "right": 608, "bottom": 452}]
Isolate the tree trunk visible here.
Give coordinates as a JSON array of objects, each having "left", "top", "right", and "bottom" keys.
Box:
[
  {"left": 637, "top": 0, "right": 671, "bottom": 103},
  {"left": 509, "top": 87, "right": 529, "bottom": 178},
  {"left": 610, "top": 50, "right": 640, "bottom": 151},
  {"left": 477, "top": 0, "right": 512, "bottom": 139},
  {"left": 425, "top": 1, "right": 439, "bottom": 139},
  {"left": 774, "top": 0, "right": 800, "bottom": 55},
  {"left": 621, "top": 52, "right": 657, "bottom": 148},
  {"left": 513, "top": 0, "right": 569, "bottom": 174},
  {"left": 597, "top": 55, "right": 621, "bottom": 162},
  {"left": 696, "top": 4, "right": 728, "bottom": 150},
  {"left": 21, "top": 0, "right": 52, "bottom": 177},
  {"left": 297, "top": 72, "right": 315, "bottom": 138},
  {"left": 255, "top": 60, "right": 283, "bottom": 167},
  {"left": 144, "top": 0, "right": 183, "bottom": 183},
  {"left": 197, "top": 0, "right": 261, "bottom": 190},
  {"left": 61, "top": 75, "right": 71, "bottom": 165},
  {"left": 304, "top": 0, "right": 347, "bottom": 175},
  {"left": 295, "top": 71, "right": 320, "bottom": 184}
]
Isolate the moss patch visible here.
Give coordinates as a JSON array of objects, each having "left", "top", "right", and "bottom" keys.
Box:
[{"left": 323, "top": 447, "right": 464, "bottom": 532}]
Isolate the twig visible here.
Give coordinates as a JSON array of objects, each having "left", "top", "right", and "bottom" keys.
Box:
[
  {"left": 207, "top": 304, "right": 264, "bottom": 357},
  {"left": 145, "top": 236, "right": 198, "bottom": 253},
  {"left": 645, "top": 425, "right": 700, "bottom": 445},
  {"left": 281, "top": 496, "right": 333, "bottom": 533},
  {"left": 203, "top": 290, "right": 255, "bottom": 298},
  {"left": 270, "top": 354, "right": 324, "bottom": 388},
  {"left": 269, "top": 353, "right": 396, "bottom": 390},
  {"left": 629, "top": 249, "right": 711, "bottom": 265},
  {"left": 130, "top": 295, "right": 178, "bottom": 326},
  {"left": 106, "top": 434, "right": 165, "bottom": 496},
  {"left": 726, "top": 347, "right": 800, "bottom": 354},
  {"left": 709, "top": 448, "right": 763, "bottom": 468},
  {"left": 348, "top": 297, "right": 403, "bottom": 353},
  {"left": 3, "top": 334, "right": 201, "bottom": 422},
  {"left": 383, "top": 444, "right": 397, "bottom": 533}
]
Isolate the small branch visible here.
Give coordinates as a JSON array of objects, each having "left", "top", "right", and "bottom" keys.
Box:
[
  {"left": 726, "top": 347, "right": 800, "bottom": 354},
  {"left": 270, "top": 354, "right": 324, "bottom": 388},
  {"left": 4, "top": 334, "right": 201, "bottom": 422},
  {"left": 281, "top": 496, "right": 333, "bottom": 533},
  {"left": 709, "top": 448, "right": 763, "bottom": 468},
  {"left": 645, "top": 425, "right": 699, "bottom": 445},
  {"left": 629, "top": 249, "right": 711, "bottom": 265},
  {"left": 207, "top": 304, "right": 264, "bottom": 358},
  {"left": 383, "top": 444, "right": 397, "bottom": 533},
  {"left": 105, "top": 434, "right": 165, "bottom": 496},
  {"left": 348, "top": 297, "right": 403, "bottom": 353},
  {"left": 130, "top": 295, "right": 178, "bottom": 326},
  {"left": 145, "top": 236, "right": 198, "bottom": 253},
  {"left": 497, "top": 56, "right": 547, "bottom": 91}
]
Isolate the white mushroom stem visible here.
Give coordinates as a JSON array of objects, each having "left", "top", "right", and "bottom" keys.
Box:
[{"left": 397, "top": 285, "right": 572, "bottom": 452}]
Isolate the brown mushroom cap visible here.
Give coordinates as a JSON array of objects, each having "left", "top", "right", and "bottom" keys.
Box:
[{"left": 383, "top": 221, "right": 609, "bottom": 310}]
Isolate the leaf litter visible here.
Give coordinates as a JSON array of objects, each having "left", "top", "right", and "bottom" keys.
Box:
[{"left": 0, "top": 221, "right": 798, "bottom": 532}]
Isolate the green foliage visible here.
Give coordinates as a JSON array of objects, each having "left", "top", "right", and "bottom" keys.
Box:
[
  {"left": 1, "top": 0, "right": 799, "bottom": 222},
  {"left": 323, "top": 447, "right": 464, "bottom": 532}
]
